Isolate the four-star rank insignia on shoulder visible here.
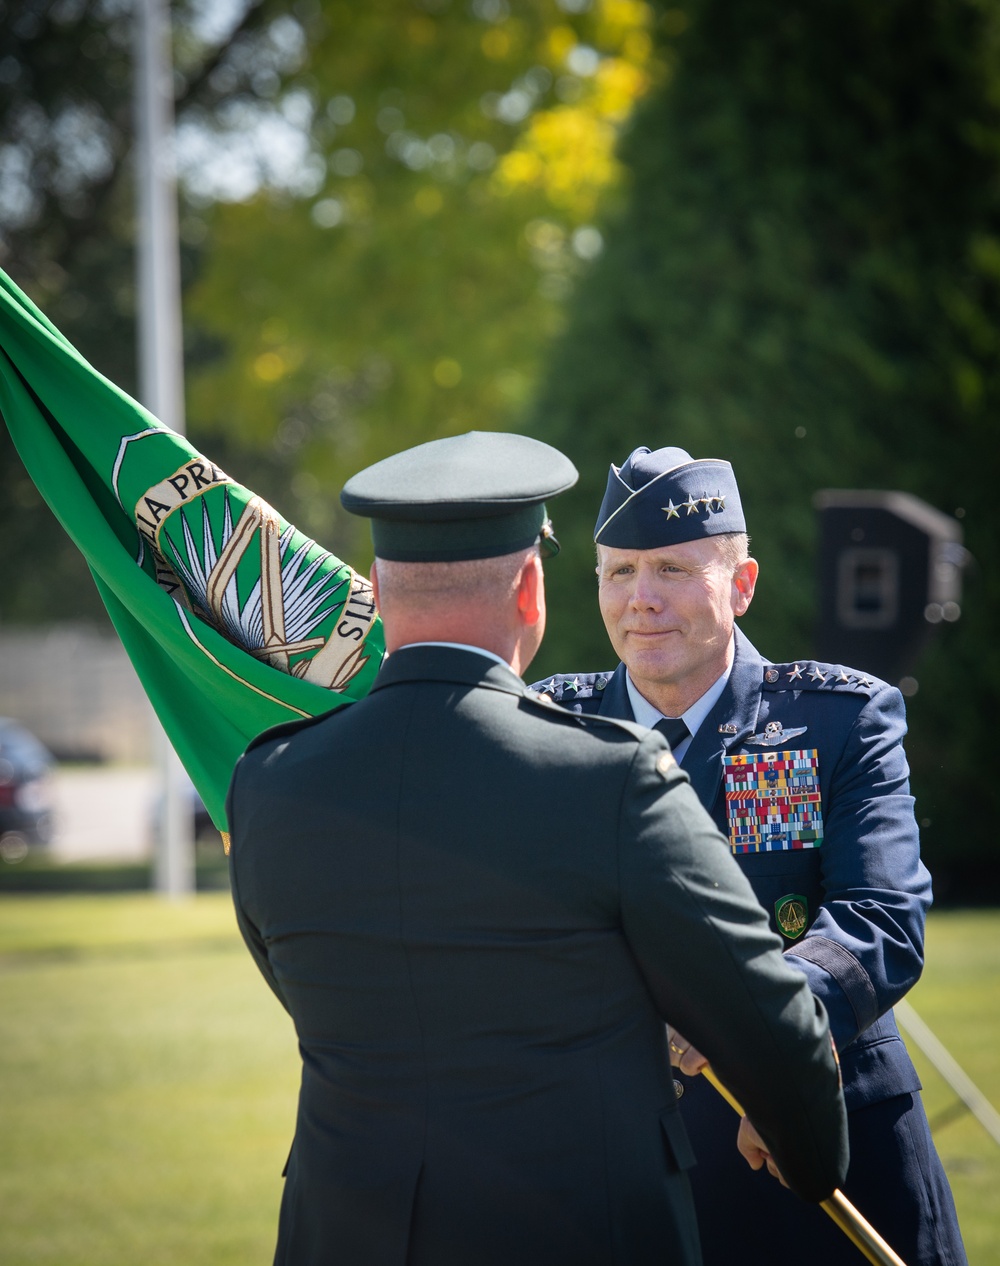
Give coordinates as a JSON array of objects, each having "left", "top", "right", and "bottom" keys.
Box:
[{"left": 723, "top": 749, "right": 824, "bottom": 854}]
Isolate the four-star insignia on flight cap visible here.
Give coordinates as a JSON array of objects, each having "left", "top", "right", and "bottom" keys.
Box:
[{"left": 594, "top": 445, "right": 746, "bottom": 549}]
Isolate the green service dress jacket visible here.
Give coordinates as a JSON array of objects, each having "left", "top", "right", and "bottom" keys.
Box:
[{"left": 227, "top": 645, "right": 847, "bottom": 1266}]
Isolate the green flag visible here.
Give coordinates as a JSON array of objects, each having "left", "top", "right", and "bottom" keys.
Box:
[{"left": 0, "top": 267, "right": 384, "bottom": 839}]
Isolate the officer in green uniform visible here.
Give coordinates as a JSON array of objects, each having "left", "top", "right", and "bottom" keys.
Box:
[{"left": 227, "top": 431, "right": 848, "bottom": 1266}]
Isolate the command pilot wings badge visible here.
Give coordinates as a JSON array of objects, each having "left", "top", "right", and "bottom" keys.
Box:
[{"left": 745, "top": 719, "right": 807, "bottom": 746}]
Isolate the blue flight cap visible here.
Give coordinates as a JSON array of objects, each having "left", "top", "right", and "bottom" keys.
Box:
[{"left": 593, "top": 446, "right": 745, "bottom": 547}]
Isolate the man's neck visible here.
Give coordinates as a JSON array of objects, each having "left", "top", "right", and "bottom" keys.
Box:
[
  {"left": 626, "top": 639, "right": 736, "bottom": 719},
  {"left": 626, "top": 666, "right": 731, "bottom": 736}
]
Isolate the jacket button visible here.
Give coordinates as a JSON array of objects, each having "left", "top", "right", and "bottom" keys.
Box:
[{"left": 673, "top": 1080, "right": 684, "bottom": 1100}]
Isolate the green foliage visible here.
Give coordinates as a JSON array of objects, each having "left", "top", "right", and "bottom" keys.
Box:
[
  {"left": 1, "top": 0, "right": 656, "bottom": 609},
  {"left": 0, "top": 0, "right": 287, "bottom": 623},
  {"left": 528, "top": 0, "right": 1000, "bottom": 895},
  {"left": 184, "top": 0, "right": 659, "bottom": 565}
]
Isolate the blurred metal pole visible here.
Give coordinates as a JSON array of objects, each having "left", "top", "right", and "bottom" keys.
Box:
[{"left": 134, "top": 0, "right": 194, "bottom": 897}]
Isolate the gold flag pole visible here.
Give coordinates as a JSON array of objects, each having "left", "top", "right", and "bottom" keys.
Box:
[{"left": 701, "top": 1067, "right": 908, "bottom": 1266}]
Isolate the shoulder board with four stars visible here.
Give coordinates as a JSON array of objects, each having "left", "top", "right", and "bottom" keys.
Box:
[
  {"left": 762, "top": 661, "right": 886, "bottom": 695},
  {"left": 528, "top": 670, "right": 616, "bottom": 705}
]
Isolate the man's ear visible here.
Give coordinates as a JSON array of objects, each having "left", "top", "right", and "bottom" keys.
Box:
[
  {"left": 733, "top": 557, "right": 759, "bottom": 616},
  {"left": 516, "top": 554, "right": 543, "bottom": 626}
]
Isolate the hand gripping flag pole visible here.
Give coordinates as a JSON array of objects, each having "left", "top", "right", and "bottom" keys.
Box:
[{"left": 701, "top": 1066, "right": 908, "bottom": 1266}]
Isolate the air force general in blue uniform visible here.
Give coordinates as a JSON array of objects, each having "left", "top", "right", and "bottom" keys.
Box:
[{"left": 533, "top": 446, "right": 967, "bottom": 1266}]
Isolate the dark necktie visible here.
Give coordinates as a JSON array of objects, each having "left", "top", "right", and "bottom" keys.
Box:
[{"left": 655, "top": 716, "right": 689, "bottom": 751}]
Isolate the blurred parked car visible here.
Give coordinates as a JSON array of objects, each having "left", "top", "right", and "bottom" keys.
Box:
[{"left": 0, "top": 718, "right": 56, "bottom": 863}]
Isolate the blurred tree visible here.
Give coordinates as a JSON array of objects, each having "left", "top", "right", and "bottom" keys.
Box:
[
  {"left": 183, "top": 0, "right": 661, "bottom": 567},
  {"left": 1, "top": 0, "right": 660, "bottom": 614},
  {"left": 527, "top": 0, "right": 1000, "bottom": 896},
  {"left": 0, "top": 0, "right": 292, "bottom": 621}
]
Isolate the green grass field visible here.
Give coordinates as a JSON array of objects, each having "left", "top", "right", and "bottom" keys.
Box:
[{"left": 0, "top": 896, "right": 997, "bottom": 1265}]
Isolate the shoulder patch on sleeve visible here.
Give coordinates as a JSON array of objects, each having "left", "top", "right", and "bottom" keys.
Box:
[
  {"left": 655, "top": 750, "right": 676, "bottom": 778},
  {"left": 761, "top": 661, "right": 886, "bottom": 697}
]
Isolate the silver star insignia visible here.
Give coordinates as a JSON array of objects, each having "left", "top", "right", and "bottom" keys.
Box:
[
  {"left": 837, "top": 670, "right": 852, "bottom": 684},
  {"left": 699, "top": 492, "right": 712, "bottom": 509},
  {"left": 787, "top": 664, "right": 804, "bottom": 681},
  {"left": 808, "top": 666, "right": 828, "bottom": 684},
  {"left": 541, "top": 679, "right": 557, "bottom": 694},
  {"left": 662, "top": 500, "right": 680, "bottom": 520},
  {"left": 858, "top": 675, "right": 873, "bottom": 688},
  {"left": 716, "top": 492, "right": 726, "bottom": 510},
  {"left": 683, "top": 495, "right": 700, "bottom": 515},
  {"left": 565, "top": 676, "right": 581, "bottom": 693}
]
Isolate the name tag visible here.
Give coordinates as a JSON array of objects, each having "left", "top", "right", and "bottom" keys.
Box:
[{"left": 723, "top": 748, "right": 824, "bottom": 854}]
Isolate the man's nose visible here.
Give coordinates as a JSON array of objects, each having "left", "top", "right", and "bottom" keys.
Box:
[{"left": 628, "top": 574, "right": 662, "bottom": 610}]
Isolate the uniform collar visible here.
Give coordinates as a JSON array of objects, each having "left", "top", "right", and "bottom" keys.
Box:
[
  {"left": 624, "top": 659, "right": 732, "bottom": 751},
  {"left": 399, "top": 640, "right": 512, "bottom": 670},
  {"left": 371, "top": 643, "right": 526, "bottom": 697}
]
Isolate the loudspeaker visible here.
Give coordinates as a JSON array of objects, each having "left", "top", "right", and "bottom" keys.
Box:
[{"left": 813, "top": 490, "right": 965, "bottom": 684}]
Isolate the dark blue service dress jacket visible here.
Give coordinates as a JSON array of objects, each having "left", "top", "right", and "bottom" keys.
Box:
[
  {"left": 228, "top": 645, "right": 848, "bottom": 1266},
  {"left": 534, "top": 626, "right": 968, "bottom": 1266}
]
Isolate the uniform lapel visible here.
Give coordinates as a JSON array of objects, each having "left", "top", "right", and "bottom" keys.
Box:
[
  {"left": 597, "top": 662, "right": 634, "bottom": 720},
  {"left": 684, "top": 628, "right": 765, "bottom": 819}
]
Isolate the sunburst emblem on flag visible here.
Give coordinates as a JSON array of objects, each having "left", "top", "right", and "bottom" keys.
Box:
[{"left": 168, "top": 490, "right": 348, "bottom": 672}]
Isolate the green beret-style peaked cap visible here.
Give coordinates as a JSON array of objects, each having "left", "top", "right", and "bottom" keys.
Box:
[{"left": 341, "top": 431, "right": 579, "bottom": 562}]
